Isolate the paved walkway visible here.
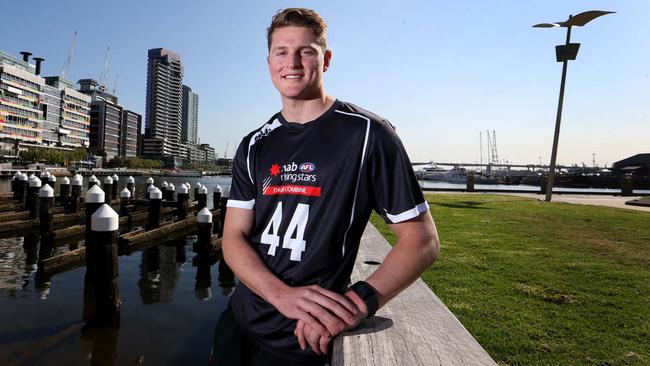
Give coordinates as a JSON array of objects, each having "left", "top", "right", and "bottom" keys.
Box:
[{"left": 499, "top": 193, "right": 650, "bottom": 213}]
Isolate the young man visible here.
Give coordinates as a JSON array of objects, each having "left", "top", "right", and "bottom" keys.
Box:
[{"left": 214, "top": 8, "right": 439, "bottom": 366}]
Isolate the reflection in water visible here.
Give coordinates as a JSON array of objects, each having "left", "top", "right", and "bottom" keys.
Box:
[
  {"left": 218, "top": 260, "right": 235, "bottom": 296},
  {"left": 194, "top": 254, "right": 213, "bottom": 301},
  {"left": 23, "top": 231, "right": 39, "bottom": 290},
  {"left": 81, "top": 229, "right": 121, "bottom": 366},
  {"left": 0, "top": 204, "right": 235, "bottom": 364},
  {"left": 0, "top": 236, "right": 25, "bottom": 292},
  {"left": 80, "top": 325, "right": 120, "bottom": 366},
  {"left": 138, "top": 244, "right": 181, "bottom": 304},
  {"left": 35, "top": 235, "right": 54, "bottom": 300}
]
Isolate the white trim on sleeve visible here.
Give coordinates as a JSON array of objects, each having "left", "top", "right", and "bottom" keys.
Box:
[
  {"left": 227, "top": 199, "right": 255, "bottom": 210},
  {"left": 335, "top": 109, "right": 371, "bottom": 258},
  {"left": 385, "top": 201, "right": 429, "bottom": 223},
  {"left": 247, "top": 119, "right": 282, "bottom": 185}
]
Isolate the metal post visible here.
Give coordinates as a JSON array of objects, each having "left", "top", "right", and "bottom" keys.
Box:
[
  {"left": 59, "top": 176, "right": 70, "bottom": 203},
  {"left": 166, "top": 183, "right": 175, "bottom": 202},
  {"left": 212, "top": 185, "right": 222, "bottom": 234},
  {"left": 176, "top": 184, "right": 189, "bottom": 220},
  {"left": 197, "top": 185, "right": 208, "bottom": 211},
  {"left": 545, "top": 22, "right": 572, "bottom": 202},
  {"left": 18, "top": 173, "right": 28, "bottom": 204},
  {"left": 88, "top": 175, "right": 99, "bottom": 189},
  {"left": 147, "top": 187, "right": 162, "bottom": 230},
  {"left": 11, "top": 171, "right": 21, "bottom": 199},
  {"left": 85, "top": 185, "right": 105, "bottom": 240},
  {"left": 466, "top": 171, "right": 475, "bottom": 192},
  {"left": 84, "top": 204, "right": 120, "bottom": 328},
  {"left": 103, "top": 176, "right": 113, "bottom": 204},
  {"left": 47, "top": 174, "right": 56, "bottom": 189},
  {"left": 40, "top": 171, "right": 49, "bottom": 187},
  {"left": 196, "top": 207, "right": 213, "bottom": 252},
  {"left": 38, "top": 184, "right": 55, "bottom": 241},
  {"left": 120, "top": 188, "right": 131, "bottom": 216},
  {"left": 70, "top": 175, "right": 83, "bottom": 213},
  {"left": 194, "top": 182, "right": 201, "bottom": 202},
  {"left": 146, "top": 177, "right": 154, "bottom": 191},
  {"left": 28, "top": 177, "right": 41, "bottom": 219},
  {"left": 218, "top": 187, "right": 229, "bottom": 237},
  {"left": 127, "top": 176, "right": 135, "bottom": 199},
  {"left": 111, "top": 174, "right": 119, "bottom": 200}
]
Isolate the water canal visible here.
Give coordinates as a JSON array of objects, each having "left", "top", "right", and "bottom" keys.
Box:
[
  {"left": 0, "top": 176, "right": 233, "bottom": 365},
  {"left": 0, "top": 175, "right": 647, "bottom": 365}
]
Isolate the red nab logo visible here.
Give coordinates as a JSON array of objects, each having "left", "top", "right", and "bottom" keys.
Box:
[
  {"left": 299, "top": 162, "right": 315, "bottom": 173},
  {"left": 269, "top": 164, "right": 281, "bottom": 176}
]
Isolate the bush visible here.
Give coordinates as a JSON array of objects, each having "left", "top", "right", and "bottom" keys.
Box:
[
  {"left": 110, "top": 156, "right": 163, "bottom": 169},
  {"left": 21, "top": 147, "right": 86, "bottom": 165}
]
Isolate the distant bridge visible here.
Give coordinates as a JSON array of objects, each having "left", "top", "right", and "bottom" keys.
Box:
[{"left": 412, "top": 162, "right": 576, "bottom": 171}]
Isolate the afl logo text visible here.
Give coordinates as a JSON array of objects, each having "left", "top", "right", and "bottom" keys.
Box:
[{"left": 299, "top": 162, "right": 316, "bottom": 173}]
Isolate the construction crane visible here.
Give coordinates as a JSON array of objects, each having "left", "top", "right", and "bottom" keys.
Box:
[
  {"left": 491, "top": 130, "right": 499, "bottom": 165},
  {"left": 60, "top": 30, "right": 77, "bottom": 79},
  {"left": 112, "top": 73, "right": 119, "bottom": 95},
  {"left": 483, "top": 130, "right": 500, "bottom": 165},
  {"left": 98, "top": 47, "right": 111, "bottom": 92},
  {"left": 486, "top": 130, "right": 493, "bottom": 164}
]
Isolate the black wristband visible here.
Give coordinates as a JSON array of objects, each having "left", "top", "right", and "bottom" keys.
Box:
[{"left": 348, "top": 281, "right": 379, "bottom": 318}]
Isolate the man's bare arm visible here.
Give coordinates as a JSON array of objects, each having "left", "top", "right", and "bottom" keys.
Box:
[
  {"left": 296, "top": 210, "right": 440, "bottom": 354},
  {"left": 354, "top": 210, "right": 440, "bottom": 310},
  {"left": 222, "top": 207, "right": 360, "bottom": 337}
]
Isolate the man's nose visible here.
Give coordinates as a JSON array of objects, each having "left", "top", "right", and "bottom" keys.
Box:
[{"left": 287, "top": 51, "right": 302, "bottom": 68}]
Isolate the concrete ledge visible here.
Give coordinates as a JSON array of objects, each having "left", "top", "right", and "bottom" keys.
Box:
[{"left": 332, "top": 223, "right": 496, "bottom": 366}]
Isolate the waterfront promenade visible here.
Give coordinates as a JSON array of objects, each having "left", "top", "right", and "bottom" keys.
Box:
[{"left": 505, "top": 193, "right": 650, "bottom": 212}]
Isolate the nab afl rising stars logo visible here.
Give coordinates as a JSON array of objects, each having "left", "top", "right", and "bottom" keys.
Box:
[{"left": 262, "top": 161, "right": 321, "bottom": 197}]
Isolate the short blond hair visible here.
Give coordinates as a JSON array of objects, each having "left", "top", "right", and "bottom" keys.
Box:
[{"left": 267, "top": 8, "right": 328, "bottom": 51}]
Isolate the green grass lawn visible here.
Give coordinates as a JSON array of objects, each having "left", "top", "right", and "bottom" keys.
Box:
[{"left": 370, "top": 194, "right": 650, "bottom": 366}]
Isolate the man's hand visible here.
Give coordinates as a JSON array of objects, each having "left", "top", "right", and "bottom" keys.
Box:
[
  {"left": 224, "top": 208, "right": 362, "bottom": 342},
  {"left": 272, "top": 285, "right": 359, "bottom": 339},
  {"left": 294, "top": 290, "right": 368, "bottom": 355}
]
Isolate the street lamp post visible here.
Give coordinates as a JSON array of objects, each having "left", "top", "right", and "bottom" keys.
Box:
[{"left": 534, "top": 10, "right": 614, "bottom": 202}]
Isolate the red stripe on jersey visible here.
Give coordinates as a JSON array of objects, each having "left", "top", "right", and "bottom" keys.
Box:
[{"left": 263, "top": 185, "right": 322, "bottom": 197}]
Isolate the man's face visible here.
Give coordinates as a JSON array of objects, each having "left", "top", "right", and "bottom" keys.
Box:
[{"left": 268, "top": 26, "right": 331, "bottom": 101}]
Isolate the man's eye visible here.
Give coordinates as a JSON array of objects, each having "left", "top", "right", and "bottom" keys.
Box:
[{"left": 301, "top": 50, "right": 315, "bottom": 56}]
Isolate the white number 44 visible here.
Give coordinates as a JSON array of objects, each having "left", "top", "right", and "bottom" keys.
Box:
[{"left": 260, "top": 202, "right": 309, "bottom": 261}]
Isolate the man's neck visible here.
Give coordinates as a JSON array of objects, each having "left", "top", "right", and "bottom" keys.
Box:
[{"left": 280, "top": 94, "right": 336, "bottom": 124}]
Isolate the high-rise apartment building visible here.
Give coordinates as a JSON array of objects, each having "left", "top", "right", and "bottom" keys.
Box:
[
  {"left": 0, "top": 51, "right": 44, "bottom": 152},
  {"left": 143, "top": 48, "right": 183, "bottom": 160},
  {"left": 79, "top": 79, "right": 121, "bottom": 160},
  {"left": 40, "top": 84, "right": 61, "bottom": 146},
  {"left": 181, "top": 85, "right": 198, "bottom": 144},
  {"left": 79, "top": 79, "right": 141, "bottom": 160},
  {"left": 45, "top": 76, "right": 91, "bottom": 149},
  {"left": 121, "top": 110, "right": 141, "bottom": 158},
  {"left": 199, "top": 143, "right": 216, "bottom": 164}
]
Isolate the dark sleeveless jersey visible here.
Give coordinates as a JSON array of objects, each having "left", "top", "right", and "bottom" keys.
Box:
[{"left": 226, "top": 100, "right": 427, "bottom": 361}]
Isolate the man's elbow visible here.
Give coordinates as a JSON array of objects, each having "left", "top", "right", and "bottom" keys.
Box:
[
  {"left": 221, "top": 232, "right": 241, "bottom": 265},
  {"left": 421, "top": 231, "right": 440, "bottom": 266}
]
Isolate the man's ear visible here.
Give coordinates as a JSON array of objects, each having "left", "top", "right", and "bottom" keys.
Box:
[{"left": 323, "top": 50, "right": 332, "bottom": 71}]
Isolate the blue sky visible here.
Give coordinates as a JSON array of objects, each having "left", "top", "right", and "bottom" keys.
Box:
[{"left": 5, "top": 0, "right": 648, "bottom": 166}]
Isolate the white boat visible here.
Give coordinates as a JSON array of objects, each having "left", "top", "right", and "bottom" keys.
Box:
[{"left": 416, "top": 166, "right": 466, "bottom": 183}]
